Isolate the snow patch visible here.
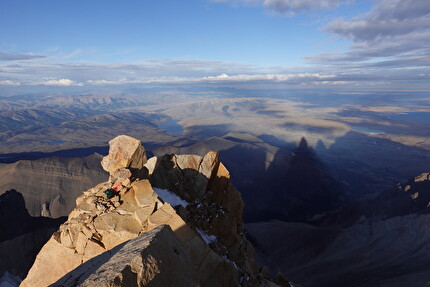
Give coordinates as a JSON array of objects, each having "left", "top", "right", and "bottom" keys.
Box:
[
  {"left": 153, "top": 187, "right": 189, "bottom": 208},
  {"left": 196, "top": 228, "right": 217, "bottom": 245},
  {"left": 223, "top": 255, "right": 239, "bottom": 269}
]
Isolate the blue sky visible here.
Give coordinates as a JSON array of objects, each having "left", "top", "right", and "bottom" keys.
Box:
[{"left": 0, "top": 0, "right": 429, "bottom": 91}]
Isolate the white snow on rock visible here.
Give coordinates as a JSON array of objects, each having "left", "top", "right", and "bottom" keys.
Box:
[
  {"left": 223, "top": 255, "right": 239, "bottom": 269},
  {"left": 196, "top": 228, "right": 217, "bottom": 245},
  {"left": 153, "top": 187, "right": 189, "bottom": 208}
]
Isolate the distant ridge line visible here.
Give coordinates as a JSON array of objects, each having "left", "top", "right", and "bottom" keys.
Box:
[{"left": 0, "top": 146, "right": 109, "bottom": 163}]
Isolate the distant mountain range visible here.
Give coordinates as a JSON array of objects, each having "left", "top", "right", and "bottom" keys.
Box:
[{"left": 0, "top": 133, "right": 429, "bottom": 286}]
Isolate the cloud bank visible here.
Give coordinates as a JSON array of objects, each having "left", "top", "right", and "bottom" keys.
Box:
[
  {"left": 262, "top": 0, "right": 340, "bottom": 15},
  {"left": 309, "top": 0, "right": 430, "bottom": 70},
  {"left": 0, "top": 52, "right": 46, "bottom": 61},
  {"left": 0, "top": 57, "right": 428, "bottom": 91},
  {"left": 326, "top": 0, "right": 430, "bottom": 41},
  {"left": 0, "top": 80, "right": 21, "bottom": 86},
  {"left": 211, "top": 0, "right": 340, "bottom": 15},
  {"left": 39, "top": 78, "right": 83, "bottom": 86}
]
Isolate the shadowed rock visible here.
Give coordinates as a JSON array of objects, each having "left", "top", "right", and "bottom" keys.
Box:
[
  {"left": 0, "top": 189, "right": 65, "bottom": 279},
  {"left": 247, "top": 172, "right": 430, "bottom": 287}
]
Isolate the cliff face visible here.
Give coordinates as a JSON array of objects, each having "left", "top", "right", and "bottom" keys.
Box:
[
  {"left": 21, "top": 135, "right": 274, "bottom": 287},
  {"left": 0, "top": 154, "right": 106, "bottom": 280},
  {"left": 0, "top": 154, "right": 108, "bottom": 218}
]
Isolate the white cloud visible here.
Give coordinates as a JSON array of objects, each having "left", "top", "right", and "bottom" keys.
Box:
[
  {"left": 84, "top": 73, "right": 337, "bottom": 85},
  {"left": 0, "top": 80, "right": 21, "bottom": 86},
  {"left": 38, "top": 78, "right": 83, "bottom": 86},
  {"left": 203, "top": 73, "right": 335, "bottom": 82}
]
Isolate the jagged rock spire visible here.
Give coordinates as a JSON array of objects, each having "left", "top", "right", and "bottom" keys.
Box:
[{"left": 101, "top": 135, "right": 147, "bottom": 175}]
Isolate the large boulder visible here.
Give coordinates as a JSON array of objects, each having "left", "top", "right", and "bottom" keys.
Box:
[{"left": 101, "top": 135, "right": 147, "bottom": 175}]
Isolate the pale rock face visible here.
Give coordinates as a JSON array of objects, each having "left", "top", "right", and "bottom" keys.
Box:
[
  {"left": 144, "top": 156, "right": 158, "bottom": 177},
  {"left": 131, "top": 180, "right": 158, "bottom": 207},
  {"left": 51, "top": 226, "right": 200, "bottom": 287},
  {"left": 101, "top": 135, "right": 147, "bottom": 174},
  {"left": 21, "top": 237, "right": 82, "bottom": 287},
  {"left": 111, "top": 167, "right": 132, "bottom": 181},
  {"left": 175, "top": 154, "right": 202, "bottom": 171},
  {"left": 195, "top": 151, "right": 220, "bottom": 197},
  {"left": 199, "top": 151, "right": 219, "bottom": 180},
  {"left": 21, "top": 136, "right": 268, "bottom": 287},
  {"left": 40, "top": 202, "right": 51, "bottom": 217},
  {"left": 415, "top": 173, "right": 430, "bottom": 182}
]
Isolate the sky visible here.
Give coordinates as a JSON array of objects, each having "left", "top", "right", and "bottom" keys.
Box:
[{"left": 0, "top": 0, "right": 429, "bottom": 92}]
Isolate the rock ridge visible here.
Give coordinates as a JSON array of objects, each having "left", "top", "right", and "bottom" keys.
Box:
[{"left": 21, "top": 135, "right": 281, "bottom": 287}]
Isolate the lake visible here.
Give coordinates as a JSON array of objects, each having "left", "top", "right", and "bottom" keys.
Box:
[
  {"left": 158, "top": 119, "right": 184, "bottom": 135},
  {"left": 351, "top": 126, "right": 385, "bottom": 135},
  {"left": 48, "top": 140, "right": 67, "bottom": 145}
]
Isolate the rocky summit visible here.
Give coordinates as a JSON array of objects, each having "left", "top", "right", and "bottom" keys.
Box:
[{"left": 21, "top": 135, "right": 282, "bottom": 287}]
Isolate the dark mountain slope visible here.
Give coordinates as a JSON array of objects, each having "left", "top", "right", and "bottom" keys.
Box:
[
  {"left": 0, "top": 189, "right": 65, "bottom": 278},
  {"left": 264, "top": 137, "right": 348, "bottom": 221},
  {"left": 246, "top": 172, "right": 430, "bottom": 287}
]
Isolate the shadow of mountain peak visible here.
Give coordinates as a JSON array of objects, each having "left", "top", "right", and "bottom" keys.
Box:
[
  {"left": 0, "top": 189, "right": 67, "bottom": 278},
  {"left": 292, "top": 137, "right": 318, "bottom": 162},
  {"left": 258, "top": 136, "right": 350, "bottom": 222},
  {"left": 0, "top": 189, "right": 29, "bottom": 219},
  {"left": 0, "top": 189, "right": 66, "bottom": 243},
  {"left": 0, "top": 190, "right": 31, "bottom": 242},
  {"left": 314, "top": 139, "right": 328, "bottom": 152},
  {"left": 298, "top": 137, "right": 309, "bottom": 151}
]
